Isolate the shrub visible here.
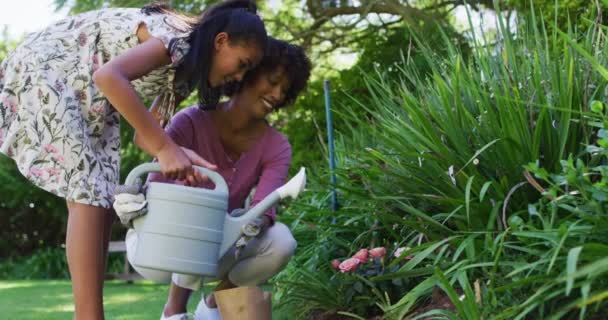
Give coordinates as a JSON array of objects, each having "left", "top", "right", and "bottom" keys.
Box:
[{"left": 276, "top": 8, "right": 608, "bottom": 319}]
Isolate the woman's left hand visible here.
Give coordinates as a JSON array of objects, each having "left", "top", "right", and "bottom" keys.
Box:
[
  {"left": 233, "top": 213, "right": 272, "bottom": 257},
  {"left": 237, "top": 215, "right": 271, "bottom": 237},
  {"left": 180, "top": 147, "right": 217, "bottom": 186},
  {"left": 260, "top": 215, "right": 272, "bottom": 232}
]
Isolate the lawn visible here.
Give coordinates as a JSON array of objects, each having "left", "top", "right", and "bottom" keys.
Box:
[{"left": 0, "top": 280, "right": 286, "bottom": 319}]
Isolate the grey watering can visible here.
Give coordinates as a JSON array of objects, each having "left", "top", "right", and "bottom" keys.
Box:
[{"left": 123, "top": 163, "right": 306, "bottom": 277}]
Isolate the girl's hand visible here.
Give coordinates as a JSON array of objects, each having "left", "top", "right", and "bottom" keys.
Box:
[
  {"left": 156, "top": 140, "right": 193, "bottom": 180},
  {"left": 156, "top": 142, "right": 218, "bottom": 182}
]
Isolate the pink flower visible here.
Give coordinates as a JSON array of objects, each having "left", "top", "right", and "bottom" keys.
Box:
[
  {"left": 75, "top": 90, "right": 87, "bottom": 102},
  {"left": 29, "top": 168, "right": 45, "bottom": 178},
  {"left": 352, "top": 248, "right": 369, "bottom": 263},
  {"left": 54, "top": 80, "right": 64, "bottom": 93},
  {"left": 51, "top": 154, "right": 65, "bottom": 163},
  {"left": 331, "top": 259, "right": 340, "bottom": 270},
  {"left": 369, "top": 247, "right": 386, "bottom": 259},
  {"left": 91, "top": 54, "right": 100, "bottom": 72},
  {"left": 2, "top": 97, "right": 17, "bottom": 113},
  {"left": 78, "top": 32, "right": 87, "bottom": 46},
  {"left": 90, "top": 103, "right": 105, "bottom": 114},
  {"left": 338, "top": 258, "right": 360, "bottom": 273},
  {"left": 47, "top": 167, "right": 60, "bottom": 177},
  {"left": 394, "top": 247, "right": 414, "bottom": 260},
  {"left": 43, "top": 144, "right": 58, "bottom": 153}
]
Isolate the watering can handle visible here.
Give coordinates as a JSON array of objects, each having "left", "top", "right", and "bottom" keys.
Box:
[{"left": 124, "top": 163, "right": 228, "bottom": 194}]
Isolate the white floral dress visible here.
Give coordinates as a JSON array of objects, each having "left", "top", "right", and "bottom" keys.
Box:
[{"left": 0, "top": 8, "right": 192, "bottom": 208}]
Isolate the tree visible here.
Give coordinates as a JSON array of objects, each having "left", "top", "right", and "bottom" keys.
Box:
[
  {"left": 507, "top": 0, "right": 607, "bottom": 33},
  {"left": 53, "top": 0, "right": 497, "bottom": 63},
  {"left": 276, "top": 0, "right": 493, "bottom": 51},
  {"left": 53, "top": 0, "right": 214, "bottom": 14}
]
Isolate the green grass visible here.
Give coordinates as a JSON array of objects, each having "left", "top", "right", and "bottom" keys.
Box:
[{"left": 0, "top": 280, "right": 287, "bottom": 320}]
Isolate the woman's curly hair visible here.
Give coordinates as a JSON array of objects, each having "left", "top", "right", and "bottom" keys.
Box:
[{"left": 224, "top": 37, "right": 312, "bottom": 110}]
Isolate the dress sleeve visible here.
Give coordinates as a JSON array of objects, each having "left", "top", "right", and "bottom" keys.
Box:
[
  {"left": 140, "top": 14, "right": 191, "bottom": 68},
  {"left": 140, "top": 14, "right": 192, "bottom": 116},
  {"left": 249, "top": 134, "right": 292, "bottom": 223}
]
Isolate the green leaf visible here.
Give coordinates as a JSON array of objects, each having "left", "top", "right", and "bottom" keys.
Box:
[
  {"left": 434, "top": 268, "right": 467, "bottom": 317},
  {"left": 336, "top": 311, "right": 366, "bottom": 320},
  {"left": 528, "top": 204, "right": 539, "bottom": 217},
  {"left": 479, "top": 181, "right": 492, "bottom": 202},
  {"left": 386, "top": 276, "right": 438, "bottom": 317},
  {"left": 558, "top": 29, "right": 608, "bottom": 81},
  {"left": 566, "top": 246, "right": 582, "bottom": 296},
  {"left": 465, "top": 176, "right": 474, "bottom": 226},
  {"left": 590, "top": 100, "right": 604, "bottom": 113},
  {"left": 395, "top": 237, "right": 456, "bottom": 272}
]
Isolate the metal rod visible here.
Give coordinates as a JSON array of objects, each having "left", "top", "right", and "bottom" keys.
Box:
[{"left": 324, "top": 80, "right": 338, "bottom": 211}]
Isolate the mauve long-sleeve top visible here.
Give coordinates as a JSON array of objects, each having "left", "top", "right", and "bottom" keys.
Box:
[{"left": 148, "top": 106, "right": 292, "bottom": 221}]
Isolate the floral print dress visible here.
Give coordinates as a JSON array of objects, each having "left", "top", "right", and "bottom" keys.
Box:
[{"left": 0, "top": 8, "right": 192, "bottom": 208}]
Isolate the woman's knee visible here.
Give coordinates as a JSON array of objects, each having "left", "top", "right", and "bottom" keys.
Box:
[{"left": 267, "top": 223, "right": 297, "bottom": 267}]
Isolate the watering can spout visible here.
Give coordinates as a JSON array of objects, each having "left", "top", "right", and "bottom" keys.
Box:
[
  {"left": 276, "top": 167, "right": 307, "bottom": 200},
  {"left": 219, "top": 168, "right": 307, "bottom": 258}
]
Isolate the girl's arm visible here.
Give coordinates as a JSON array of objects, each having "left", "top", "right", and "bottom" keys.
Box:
[
  {"left": 93, "top": 36, "right": 206, "bottom": 180},
  {"left": 135, "top": 100, "right": 215, "bottom": 186},
  {"left": 133, "top": 95, "right": 163, "bottom": 154},
  {"left": 93, "top": 37, "right": 171, "bottom": 155}
]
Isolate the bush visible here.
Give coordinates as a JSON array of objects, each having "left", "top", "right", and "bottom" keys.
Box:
[
  {"left": 0, "top": 246, "right": 126, "bottom": 279},
  {"left": 0, "top": 156, "right": 68, "bottom": 258},
  {"left": 279, "top": 21, "right": 470, "bottom": 172},
  {"left": 276, "top": 9, "right": 608, "bottom": 319}
]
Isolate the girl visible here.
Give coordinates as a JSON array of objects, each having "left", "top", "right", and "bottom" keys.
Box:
[
  {"left": 124, "top": 37, "right": 311, "bottom": 320},
  {"left": 0, "top": 1, "right": 266, "bottom": 319}
]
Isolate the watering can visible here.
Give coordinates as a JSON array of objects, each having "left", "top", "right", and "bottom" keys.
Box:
[{"left": 123, "top": 163, "right": 306, "bottom": 277}]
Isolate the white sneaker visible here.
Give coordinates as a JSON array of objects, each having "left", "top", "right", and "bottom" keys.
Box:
[
  {"left": 194, "top": 295, "right": 221, "bottom": 320},
  {"left": 160, "top": 311, "right": 192, "bottom": 320}
]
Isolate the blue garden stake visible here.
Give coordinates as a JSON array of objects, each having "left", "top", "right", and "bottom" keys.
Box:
[{"left": 324, "top": 80, "right": 338, "bottom": 212}]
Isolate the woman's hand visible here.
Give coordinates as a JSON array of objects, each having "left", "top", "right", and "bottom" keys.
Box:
[
  {"left": 155, "top": 140, "right": 217, "bottom": 182},
  {"left": 258, "top": 215, "right": 273, "bottom": 233},
  {"left": 241, "top": 215, "right": 272, "bottom": 237},
  {"left": 181, "top": 147, "right": 217, "bottom": 186},
  {"left": 233, "top": 215, "right": 273, "bottom": 258}
]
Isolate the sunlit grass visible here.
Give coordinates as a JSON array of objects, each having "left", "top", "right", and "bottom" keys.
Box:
[
  {"left": 0, "top": 280, "right": 286, "bottom": 320},
  {"left": 0, "top": 280, "right": 199, "bottom": 320}
]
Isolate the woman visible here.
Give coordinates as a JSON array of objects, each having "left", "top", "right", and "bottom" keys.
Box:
[{"left": 121, "top": 37, "right": 311, "bottom": 320}]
